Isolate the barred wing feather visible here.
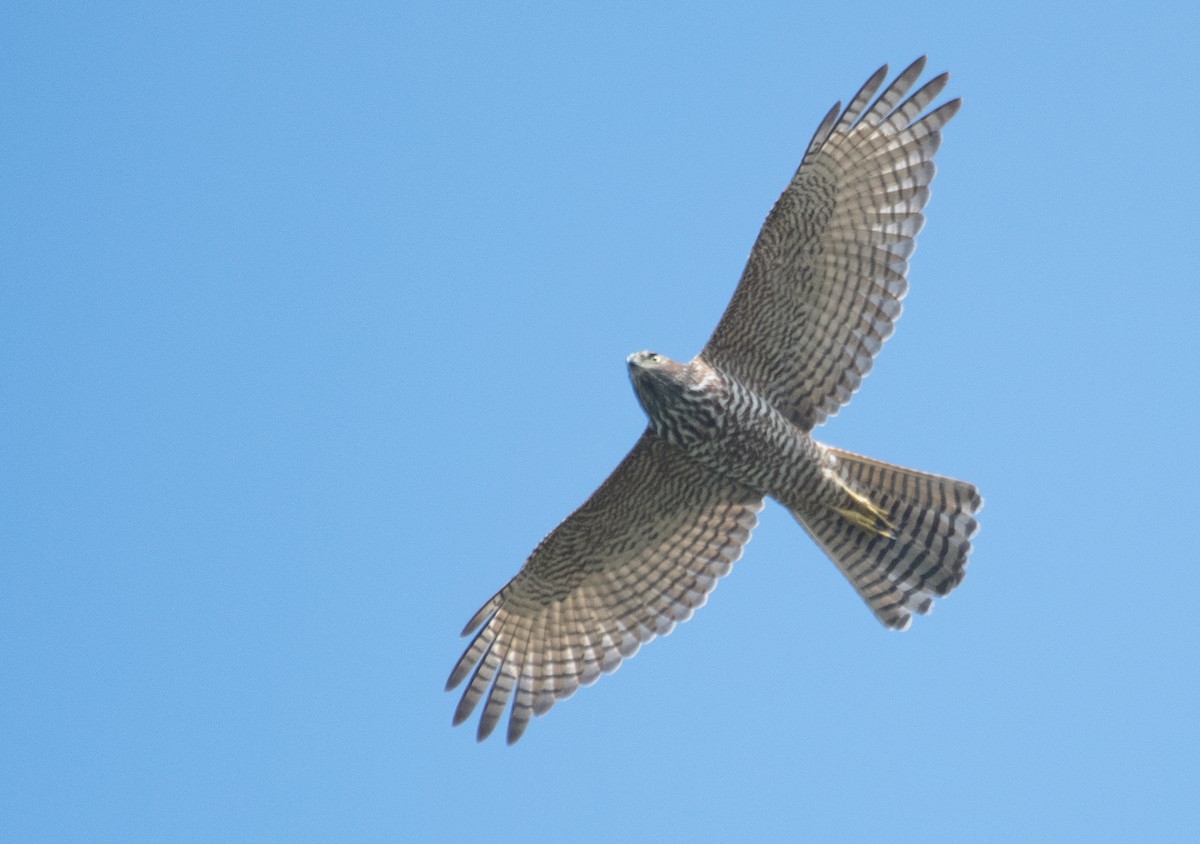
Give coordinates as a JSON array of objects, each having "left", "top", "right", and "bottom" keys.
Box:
[
  {"left": 702, "top": 57, "right": 960, "bottom": 432},
  {"left": 447, "top": 431, "right": 763, "bottom": 743}
]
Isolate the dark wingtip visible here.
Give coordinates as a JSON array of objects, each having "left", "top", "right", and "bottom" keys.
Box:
[
  {"left": 476, "top": 717, "right": 499, "bottom": 743},
  {"left": 452, "top": 689, "right": 477, "bottom": 727},
  {"left": 506, "top": 719, "right": 530, "bottom": 745}
]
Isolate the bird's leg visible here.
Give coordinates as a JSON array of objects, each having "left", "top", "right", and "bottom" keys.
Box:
[{"left": 829, "top": 475, "right": 896, "bottom": 539}]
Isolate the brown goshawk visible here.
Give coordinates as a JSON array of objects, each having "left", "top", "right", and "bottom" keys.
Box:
[{"left": 447, "top": 58, "right": 982, "bottom": 744}]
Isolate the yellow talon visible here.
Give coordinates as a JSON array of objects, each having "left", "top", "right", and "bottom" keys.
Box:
[{"left": 830, "top": 479, "right": 896, "bottom": 538}]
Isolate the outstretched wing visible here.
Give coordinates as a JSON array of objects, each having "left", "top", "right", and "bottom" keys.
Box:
[
  {"left": 701, "top": 57, "right": 960, "bottom": 432},
  {"left": 446, "top": 431, "right": 763, "bottom": 744}
]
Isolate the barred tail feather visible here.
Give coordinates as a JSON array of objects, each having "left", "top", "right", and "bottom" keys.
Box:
[{"left": 795, "top": 447, "right": 982, "bottom": 630}]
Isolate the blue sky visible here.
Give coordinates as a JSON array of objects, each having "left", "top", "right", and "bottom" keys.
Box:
[{"left": 4, "top": 1, "right": 1199, "bottom": 841}]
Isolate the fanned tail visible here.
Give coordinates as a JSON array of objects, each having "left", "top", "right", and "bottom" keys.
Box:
[{"left": 793, "top": 447, "right": 982, "bottom": 630}]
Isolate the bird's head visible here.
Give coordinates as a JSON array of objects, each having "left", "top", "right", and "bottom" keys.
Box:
[
  {"left": 627, "top": 352, "right": 723, "bottom": 445},
  {"left": 626, "top": 350, "right": 671, "bottom": 369},
  {"left": 626, "top": 350, "right": 683, "bottom": 392}
]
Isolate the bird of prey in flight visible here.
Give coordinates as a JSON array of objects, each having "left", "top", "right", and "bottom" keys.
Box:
[{"left": 447, "top": 57, "right": 982, "bottom": 744}]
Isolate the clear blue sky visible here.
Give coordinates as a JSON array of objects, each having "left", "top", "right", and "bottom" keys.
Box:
[{"left": 4, "top": 2, "right": 1199, "bottom": 841}]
